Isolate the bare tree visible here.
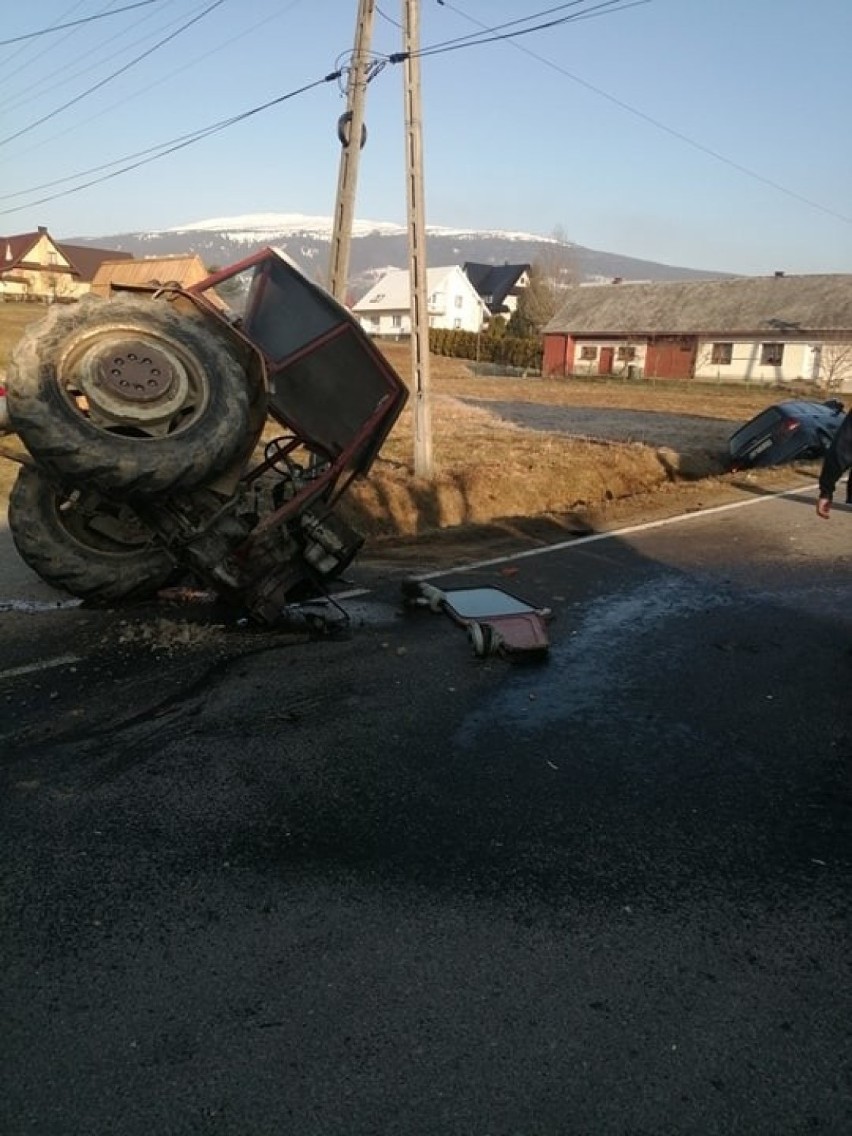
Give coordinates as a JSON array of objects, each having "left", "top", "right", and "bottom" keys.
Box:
[
  {"left": 818, "top": 342, "right": 852, "bottom": 390},
  {"left": 507, "top": 229, "right": 577, "bottom": 338}
]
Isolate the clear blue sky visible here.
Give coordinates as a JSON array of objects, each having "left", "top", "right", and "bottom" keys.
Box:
[{"left": 2, "top": 0, "right": 851, "bottom": 275}]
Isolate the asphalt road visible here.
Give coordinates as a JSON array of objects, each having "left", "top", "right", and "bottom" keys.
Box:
[
  {"left": 1, "top": 484, "right": 850, "bottom": 1135},
  {"left": 459, "top": 398, "right": 734, "bottom": 454}
]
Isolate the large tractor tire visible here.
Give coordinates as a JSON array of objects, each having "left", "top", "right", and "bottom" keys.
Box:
[
  {"left": 7, "top": 294, "right": 253, "bottom": 498},
  {"left": 8, "top": 464, "right": 176, "bottom": 603}
]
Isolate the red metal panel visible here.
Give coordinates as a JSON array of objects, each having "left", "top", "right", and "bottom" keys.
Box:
[
  {"left": 645, "top": 337, "right": 697, "bottom": 379},
  {"left": 543, "top": 334, "right": 573, "bottom": 377}
]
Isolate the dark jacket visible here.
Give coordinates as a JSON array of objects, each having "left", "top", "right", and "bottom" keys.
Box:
[{"left": 819, "top": 411, "right": 852, "bottom": 501}]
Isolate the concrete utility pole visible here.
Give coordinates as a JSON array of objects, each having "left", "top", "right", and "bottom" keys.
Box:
[
  {"left": 401, "top": 0, "right": 433, "bottom": 477},
  {"left": 328, "top": 0, "right": 376, "bottom": 302}
]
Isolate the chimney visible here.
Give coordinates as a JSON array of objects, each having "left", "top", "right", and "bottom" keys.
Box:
[{"left": 37, "top": 225, "right": 48, "bottom": 235}]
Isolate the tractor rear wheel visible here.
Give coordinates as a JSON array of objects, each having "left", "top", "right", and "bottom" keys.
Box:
[
  {"left": 7, "top": 294, "right": 253, "bottom": 498},
  {"left": 8, "top": 464, "right": 176, "bottom": 602}
]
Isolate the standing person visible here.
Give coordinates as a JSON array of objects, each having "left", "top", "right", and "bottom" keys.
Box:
[{"left": 816, "top": 411, "right": 852, "bottom": 518}]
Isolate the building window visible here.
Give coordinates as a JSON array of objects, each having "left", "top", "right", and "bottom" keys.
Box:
[
  {"left": 580, "top": 345, "right": 597, "bottom": 360},
  {"left": 616, "top": 346, "right": 636, "bottom": 361},
  {"left": 711, "top": 342, "right": 733, "bottom": 365},
  {"left": 391, "top": 314, "right": 402, "bottom": 328},
  {"left": 454, "top": 295, "right": 463, "bottom": 308},
  {"left": 453, "top": 318, "right": 462, "bottom": 329},
  {"left": 761, "top": 342, "right": 784, "bottom": 366}
]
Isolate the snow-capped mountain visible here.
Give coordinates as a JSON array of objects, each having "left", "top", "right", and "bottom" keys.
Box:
[
  {"left": 167, "top": 212, "right": 411, "bottom": 242},
  {"left": 65, "top": 211, "right": 727, "bottom": 298}
]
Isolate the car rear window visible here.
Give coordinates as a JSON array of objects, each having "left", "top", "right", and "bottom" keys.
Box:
[{"left": 729, "top": 407, "right": 784, "bottom": 447}]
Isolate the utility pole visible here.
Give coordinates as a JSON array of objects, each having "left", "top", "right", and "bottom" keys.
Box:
[
  {"left": 401, "top": 0, "right": 433, "bottom": 477},
  {"left": 328, "top": 0, "right": 376, "bottom": 302}
]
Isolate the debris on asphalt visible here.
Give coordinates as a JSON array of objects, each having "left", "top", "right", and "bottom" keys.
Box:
[{"left": 401, "top": 578, "right": 552, "bottom": 661}]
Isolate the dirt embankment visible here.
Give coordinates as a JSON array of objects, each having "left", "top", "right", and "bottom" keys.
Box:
[{"left": 1, "top": 327, "right": 815, "bottom": 553}]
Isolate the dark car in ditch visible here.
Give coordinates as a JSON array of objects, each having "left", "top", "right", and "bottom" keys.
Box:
[{"left": 728, "top": 398, "right": 845, "bottom": 471}]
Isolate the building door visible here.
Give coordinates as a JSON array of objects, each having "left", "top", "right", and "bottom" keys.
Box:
[
  {"left": 645, "top": 337, "right": 697, "bottom": 379},
  {"left": 599, "top": 347, "right": 614, "bottom": 375}
]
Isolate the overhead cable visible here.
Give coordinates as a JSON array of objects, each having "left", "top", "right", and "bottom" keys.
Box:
[
  {"left": 388, "top": 0, "right": 643, "bottom": 61},
  {"left": 435, "top": 0, "right": 852, "bottom": 227},
  {"left": 0, "top": 0, "right": 226, "bottom": 148},
  {"left": 4, "top": 3, "right": 208, "bottom": 115},
  {"left": 0, "top": 0, "right": 163, "bottom": 46},
  {"left": 4, "top": 0, "right": 304, "bottom": 156},
  {"left": 0, "top": 71, "right": 342, "bottom": 216}
]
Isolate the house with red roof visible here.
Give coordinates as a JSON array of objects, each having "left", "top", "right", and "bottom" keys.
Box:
[{"left": 0, "top": 226, "right": 133, "bottom": 302}]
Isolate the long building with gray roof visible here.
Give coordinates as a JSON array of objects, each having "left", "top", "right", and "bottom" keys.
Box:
[{"left": 542, "top": 274, "right": 852, "bottom": 386}]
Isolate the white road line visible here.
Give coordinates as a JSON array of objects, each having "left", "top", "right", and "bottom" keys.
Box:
[
  {"left": 0, "top": 599, "right": 82, "bottom": 613},
  {"left": 0, "top": 653, "right": 80, "bottom": 681},
  {"left": 417, "top": 483, "right": 817, "bottom": 579}
]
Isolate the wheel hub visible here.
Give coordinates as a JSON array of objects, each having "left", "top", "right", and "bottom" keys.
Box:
[
  {"left": 96, "top": 341, "right": 175, "bottom": 403},
  {"left": 70, "top": 329, "right": 196, "bottom": 429}
]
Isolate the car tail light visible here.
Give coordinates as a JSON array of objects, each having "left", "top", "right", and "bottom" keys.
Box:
[{"left": 776, "top": 418, "right": 801, "bottom": 435}]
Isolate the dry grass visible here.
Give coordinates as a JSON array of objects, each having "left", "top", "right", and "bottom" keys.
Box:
[
  {"left": 377, "top": 341, "right": 803, "bottom": 421},
  {"left": 0, "top": 306, "right": 806, "bottom": 540},
  {"left": 342, "top": 398, "right": 677, "bottom": 537},
  {"left": 341, "top": 342, "right": 797, "bottom": 538},
  {"left": 0, "top": 305, "right": 46, "bottom": 372}
]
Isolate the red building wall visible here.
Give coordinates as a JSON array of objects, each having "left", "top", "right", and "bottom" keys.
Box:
[{"left": 542, "top": 334, "right": 575, "bottom": 377}]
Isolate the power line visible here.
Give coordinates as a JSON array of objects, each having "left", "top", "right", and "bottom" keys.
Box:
[
  {"left": 436, "top": 0, "right": 852, "bottom": 228},
  {"left": 0, "top": 0, "right": 226, "bottom": 149},
  {"left": 391, "top": 0, "right": 641, "bottom": 60},
  {"left": 1, "top": 126, "right": 240, "bottom": 204},
  {"left": 0, "top": 70, "right": 342, "bottom": 217},
  {"left": 0, "top": 0, "right": 639, "bottom": 216},
  {"left": 420, "top": 0, "right": 647, "bottom": 59},
  {"left": 11, "top": 0, "right": 836, "bottom": 237},
  {"left": 3, "top": 2, "right": 205, "bottom": 116},
  {"left": 0, "top": 0, "right": 163, "bottom": 46},
  {"left": 375, "top": 5, "right": 401, "bottom": 30},
  {"left": 4, "top": 0, "right": 305, "bottom": 159},
  {"left": 0, "top": 1, "right": 123, "bottom": 94}
]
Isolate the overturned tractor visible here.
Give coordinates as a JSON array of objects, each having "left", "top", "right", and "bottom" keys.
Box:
[{"left": 2, "top": 249, "right": 408, "bottom": 626}]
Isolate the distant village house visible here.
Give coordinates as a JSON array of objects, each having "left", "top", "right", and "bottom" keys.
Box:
[
  {"left": 353, "top": 265, "right": 491, "bottom": 336},
  {"left": 543, "top": 274, "right": 852, "bottom": 389},
  {"left": 90, "top": 254, "right": 209, "bottom": 297},
  {"left": 0, "top": 226, "right": 132, "bottom": 302},
  {"left": 0, "top": 227, "right": 218, "bottom": 309},
  {"left": 462, "top": 262, "right": 530, "bottom": 319}
]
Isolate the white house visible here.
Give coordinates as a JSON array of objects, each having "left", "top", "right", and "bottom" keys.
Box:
[{"left": 352, "top": 265, "right": 490, "bottom": 336}]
